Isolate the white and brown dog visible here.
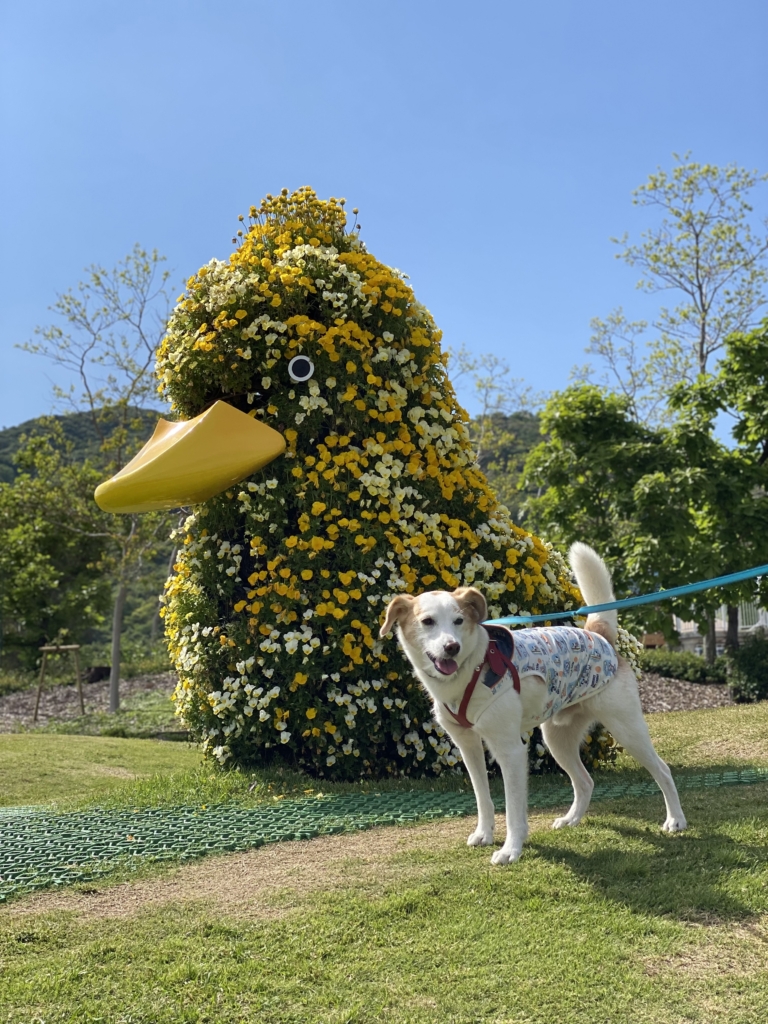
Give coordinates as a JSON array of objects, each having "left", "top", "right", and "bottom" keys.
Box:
[{"left": 380, "top": 542, "right": 686, "bottom": 864}]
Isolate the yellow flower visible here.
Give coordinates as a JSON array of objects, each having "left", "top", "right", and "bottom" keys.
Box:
[{"left": 306, "top": 708, "right": 317, "bottom": 719}]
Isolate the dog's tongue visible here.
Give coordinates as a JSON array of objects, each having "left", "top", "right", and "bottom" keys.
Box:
[{"left": 435, "top": 657, "right": 458, "bottom": 675}]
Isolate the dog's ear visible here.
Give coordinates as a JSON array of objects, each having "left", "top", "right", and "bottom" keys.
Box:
[
  {"left": 452, "top": 587, "right": 487, "bottom": 624},
  {"left": 379, "top": 594, "right": 415, "bottom": 638}
]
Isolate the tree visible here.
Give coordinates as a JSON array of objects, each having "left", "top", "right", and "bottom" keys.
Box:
[
  {"left": 521, "top": 384, "right": 706, "bottom": 624},
  {"left": 20, "top": 246, "right": 175, "bottom": 709},
  {"left": 0, "top": 425, "right": 112, "bottom": 667},
  {"left": 522, "top": 379, "right": 768, "bottom": 660},
  {"left": 581, "top": 156, "right": 768, "bottom": 422},
  {"left": 667, "top": 318, "right": 768, "bottom": 648}
]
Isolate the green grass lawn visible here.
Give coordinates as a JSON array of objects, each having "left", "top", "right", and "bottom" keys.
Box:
[
  {"left": 0, "top": 734, "right": 201, "bottom": 807},
  {"left": 1, "top": 782, "right": 767, "bottom": 1023},
  {"left": 0, "top": 704, "right": 767, "bottom": 1021}
]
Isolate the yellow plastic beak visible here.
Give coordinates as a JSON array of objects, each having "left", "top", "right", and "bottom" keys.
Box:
[{"left": 94, "top": 401, "right": 286, "bottom": 513}]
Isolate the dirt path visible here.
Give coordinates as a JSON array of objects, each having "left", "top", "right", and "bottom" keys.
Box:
[{"left": 0, "top": 811, "right": 524, "bottom": 922}]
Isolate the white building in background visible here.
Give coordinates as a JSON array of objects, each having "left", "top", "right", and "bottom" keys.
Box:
[{"left": 673, "top": 603, "right": 768, "bottom": 655}]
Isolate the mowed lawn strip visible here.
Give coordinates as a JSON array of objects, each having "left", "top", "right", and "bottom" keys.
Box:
[
  {"left": 2, "top": 703, "right": 768, "bottom": 813},
  {"left": 2, "top": 783, "right": 767, "bottom": 1024},
  {"left": 643, "top": 703, "right": 768, "bottom": 768},
  {"left": 0, "top": 734, "right": 201, "bottom": 807}
]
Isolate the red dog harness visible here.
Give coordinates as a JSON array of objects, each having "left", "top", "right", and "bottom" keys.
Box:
[{"left": 442, "top": 625, "right": 520, "bottom": 729}]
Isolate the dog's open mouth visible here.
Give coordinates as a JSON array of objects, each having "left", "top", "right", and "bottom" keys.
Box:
[{"left": 428, "top": 652, "right": 459, "bottom": 676}]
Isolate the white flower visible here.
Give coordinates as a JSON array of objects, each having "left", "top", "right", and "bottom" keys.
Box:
[
  {"left": 280, "top": 731, "right": 291, "bottom": 744},
  {"left": 261, "top": 376, "right": 272, "bottom": 388}
]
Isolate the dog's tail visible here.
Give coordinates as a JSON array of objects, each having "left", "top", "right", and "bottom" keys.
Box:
[{"left": 568, "top": 542, "right": 617, "bottom": 646}]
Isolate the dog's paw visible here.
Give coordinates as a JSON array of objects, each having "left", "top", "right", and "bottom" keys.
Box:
[
  {"left": 466, "top": 829, "right": 494, "bottom": 847},
  {"left": 662, "top": 815, "right": 687, "bottom": 833},
  {"left": 552, "top": 813, "right": 581, "bottom": 830},
  {"left": 490, "top": 845, "right": 522, "bottom": 866}
]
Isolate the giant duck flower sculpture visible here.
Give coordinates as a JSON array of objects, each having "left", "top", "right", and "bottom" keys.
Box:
[{"left": 96, "top": 188, "right": 582, "bottom": 778}]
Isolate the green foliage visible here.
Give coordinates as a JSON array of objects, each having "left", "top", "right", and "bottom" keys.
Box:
[
  {"left": 522, "top": 381, "right": 768, "bottom": 637},
  {"left": 638, "top": 648, "right": 727, "bottom": 684},
  {"left": 0, "top": 425, "right": 113, "bottom": 667},
  {"left": 0, "top": 667, "right": 34, "bottom": 698},
  {"left": 727, "top": 629, "right": 768, "bottom": 703}
]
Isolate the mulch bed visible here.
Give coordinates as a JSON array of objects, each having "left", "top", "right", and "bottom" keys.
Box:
[
  {"left": 0, "top": 670, "right": 733, "bottom": 733},
  {"left": 0, "top": 672, "right": 177, "bottom": 733},
  {"left": 638, "top": 672, "right": 734, "bottom": 713}
]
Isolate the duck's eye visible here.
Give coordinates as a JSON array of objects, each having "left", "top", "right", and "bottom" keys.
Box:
[
  {"left": 453, "top": 617, "right": 464, "bottom": 626},
  {"left": 421, "top": 617, "right": 435, "bottom": 627},
  {"left": 288, "top": 355, "right": 315, "bottom": 382}
]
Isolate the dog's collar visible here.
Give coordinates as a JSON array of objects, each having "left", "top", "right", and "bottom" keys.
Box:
[{"left": 442, "top": 627, "right": 520, "bottom": 729}]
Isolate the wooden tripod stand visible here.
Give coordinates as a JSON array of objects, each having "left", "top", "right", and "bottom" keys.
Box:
[{"left": 33, "top": 644, "right": 85, "bottom": 723}]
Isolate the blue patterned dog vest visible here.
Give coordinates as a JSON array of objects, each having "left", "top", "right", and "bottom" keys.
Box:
[{"left": 443, "top": 625, "right": 619, "bottom": 729}]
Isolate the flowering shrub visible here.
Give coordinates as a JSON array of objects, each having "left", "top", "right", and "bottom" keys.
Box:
[
  {"left": 159, "top": 187, "right": 624, "bottom": 779},
  {"left": 528, "top": 723, "right": 621, "bottom": 775}
]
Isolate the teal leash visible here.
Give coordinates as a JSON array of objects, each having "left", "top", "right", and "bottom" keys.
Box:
[{"left": 485, "top": 562, "right": 768, "bottom": 626}]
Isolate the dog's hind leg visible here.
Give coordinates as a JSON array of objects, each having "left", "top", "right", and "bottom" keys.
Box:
[
  {"left": 591, "top": 669, "right": 687, "bottom": 832},
  {"left": 540, "top": 704, "right": 596, "bottom": 829}
]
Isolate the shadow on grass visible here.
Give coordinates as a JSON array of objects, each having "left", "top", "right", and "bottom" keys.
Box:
[{"left": 530, "top": 789, "right": 768, "bottom": 923}]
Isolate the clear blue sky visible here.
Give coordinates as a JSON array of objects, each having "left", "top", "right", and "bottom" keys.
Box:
[{"left": 1, "top": 0, "right": 766, "bottom": 429}]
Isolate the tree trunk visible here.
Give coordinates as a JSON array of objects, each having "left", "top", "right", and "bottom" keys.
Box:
[
  {"left": 725, "top": 605, "right": 740, "bottom": 651},
  {"left": 109, "top": 583, "right": 127, "bottom": 713},
  {"left": 704, "top": 613, "right": 717, "bottom": 665}
]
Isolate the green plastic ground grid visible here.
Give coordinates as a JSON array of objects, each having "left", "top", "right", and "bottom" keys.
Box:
[{"left": 1, "top": 767, "right": 766, "bottom": 905}]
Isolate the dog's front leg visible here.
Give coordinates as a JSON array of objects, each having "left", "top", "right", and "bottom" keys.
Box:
[
  {"left": 487, "top": 736, "right": 529, "bottom": 865},
  {"left": 448, "top": 726, "right": 496, "bottom": 847}
]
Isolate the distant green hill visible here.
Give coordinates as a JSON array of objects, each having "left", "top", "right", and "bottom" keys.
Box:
[
  {"left": 472, "top": 410, "right": 544, "bottom": 520},
  {"left": 0, "top": 409, "right": 160, "bottom": 483}
]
